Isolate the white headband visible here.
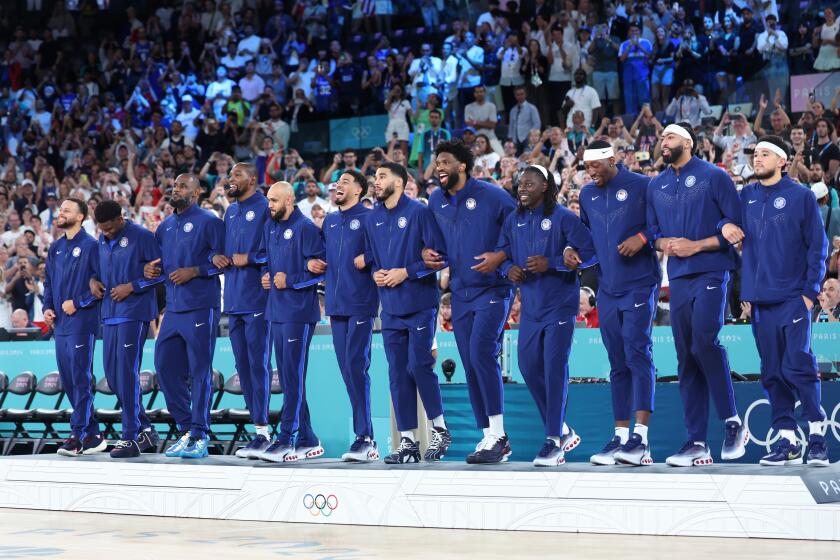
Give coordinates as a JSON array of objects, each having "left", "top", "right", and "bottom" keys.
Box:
[
  {"left": 531, "top": 164, "right": 549, "bottom": 179},
  {"left": 583, "top": 147, "right": 615, "bottom": 161},
  {"left": 663, "top": 124, "right": 694, "bottom": 146},
  {"left": 754, "top": 141, "right": 788, "bottom": 161}
]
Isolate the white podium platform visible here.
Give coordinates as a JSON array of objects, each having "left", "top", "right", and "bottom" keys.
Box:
[{"left": 1, "top": 455, "right": 839, "bottom": 541}]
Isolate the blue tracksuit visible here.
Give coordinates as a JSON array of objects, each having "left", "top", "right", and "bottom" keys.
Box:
[
  {"left": 364, "top": 194, "right": 447, "bottom": 431},
  {"left": 96, "top": 221, "right": 161, "bottom": 440},
  {"left": 263, "top": 207, "right": 324, "bottom": 446},
  {"left": 429, "top": 178, "right": 516, "bottom": 429},
  {"left": 497, "top": 204, "right": 596, "bottom": 436},
  {"left": 220, "top": 192, "right": 271, "bottom": 426},
  {"left": 322, "top": 203, "right": 379, "bottom": 438},
  {"left": 579, "top": 167, "right": 660, "bottom": 421},
  {"left": 43, "top": 230, "right": 101, "bottom": 439},
  {"left": 153, "top": 204, "right": 225, "bottom": 440},
  {"left": 740, "top": 176, "right": 828, "bottom": 431},
  {"left": 648, "top": 156, "right": 741, "bottom": 441}
]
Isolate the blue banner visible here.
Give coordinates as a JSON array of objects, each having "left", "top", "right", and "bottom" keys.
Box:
[{"left": 329, "top": 114, "right": 390, "bottom": 152}]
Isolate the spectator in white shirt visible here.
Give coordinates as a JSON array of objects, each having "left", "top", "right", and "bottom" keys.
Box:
[
  {"left": 407, "top": 43, "right": 443, "bottom": 107},
  {"left": 205, "top": 67, "right": 236, "bottom": 100},
  {"left": 238, "top": 62, "right": 266, "bottom": 102},
  {"left": 498, "top": 33, "right": 526, "bottom": 119},
  {"left": 456, "top": 32, "right": 484, "bottom": 126},
  {"left": 175, "top": 96, "right": 203, "bottom": 141},
  {"left": 665, "top": 79, "right": 712, "bottom": 129},
  {"left": 546, "top": 24, "right": 575, "bottom": 127},
  {"left": 237, "top": 24, "right": 261, "bottom": 60},
  {"left": 297, "top": 179, "right": 328, "bottom": 220},
  {"left": 756, "top": 14, "right": 789, "bottom": 106},
  {"left": 713, "top": 111, "right": 757, "bottom": 168},
  {"left": 564, "top": 68, "right": 601, "bottom": 128},
  {"left": 465, "top": 85, "right": 503, "bottom": 155},
  {"left": 0, "top": 211, "right": 23, "bottom": 248}
]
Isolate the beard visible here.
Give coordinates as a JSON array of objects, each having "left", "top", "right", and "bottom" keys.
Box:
[
  {"left": 55, "top": 216, "right": 77, "bottom": 229},
  {"left": 375, "top": 184, "right": 395, "bottom": 202},
  {"left": 271, "top": 207, "right": 288, "bottom": 222},
  {"left": 662, "top": 143, "right": 685, "bottom": 164},
  {"left": 171, "top": 196, "right": 191, "bottom": 211},
  {"left": 753, "top": 168, "right": 776, "bottom": 181}
]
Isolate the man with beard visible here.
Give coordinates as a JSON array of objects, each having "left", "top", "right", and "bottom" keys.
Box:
[
  {"left": 210, "top": 163, "right": 273, "bottom": 460},
  {"left": 308, "top": 169, "right": 380, "bottom": 462},
  {"left": 143, "top": 174, "right": 225, "bottom": 459},
  {"left": 90, "top": 200, "right": 162, "bottom": 458},
  {"left": 647, "top": 123, "right": 748, "bottom": 467},
  {"left": 422, "top": 139, "right": 518, "bottom": 464},
  {"left": 495, "top": 166, "right": 595, "bottom": 467},
  {"left": 737, "top": 136, "right": 829, "bottom": 466},
  {"left": 573, "top": 141, "right": 660, "bottom": 467},
  {"left": 44, "top": 198, "right": 105, "bottom": 457},
  {"left": 258, "top": 181, "right": 325, "bottom": 463},
  {"left": 363, "top": 162, "right": 451, "bottom": 464}
]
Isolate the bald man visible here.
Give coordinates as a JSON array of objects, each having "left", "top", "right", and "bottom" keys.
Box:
[
  {"left": 210, "top": 163, "right": 273, "bottom": 459},
  {"left": 144, "top": 173, "right": 225, "bottom": 459},
  {"left": 257, "top": 181, "right": 326, "bottom": 463},
  {"left": 10, "top": 308, "right": 30, "bottom": 328}
]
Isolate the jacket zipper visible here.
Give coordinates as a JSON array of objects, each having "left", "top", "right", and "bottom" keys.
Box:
[{"left": 334, "top": 213, "right": 345, "bottom": 309}]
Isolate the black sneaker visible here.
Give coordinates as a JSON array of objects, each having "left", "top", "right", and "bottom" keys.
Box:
[
  {"left": 81, "top": 433, "right": 108, "bottom": 455},
  {"left": 424, "top": 427, "right": 452, "bottom": 461},
  {"left": 467, "top": 433, "right": 511, "bottom": 464},
  {"left": 110, "top": 439, "right": 141, "bottom": 458},
  {"left": 384, "top": 437, "right": 421, "bottom": 464},
  {"left": 57, "top": 435, "right": 82, "bottom": 457},
  {"left": 137, "top": 428, "right": 161, "bottom": 453}
]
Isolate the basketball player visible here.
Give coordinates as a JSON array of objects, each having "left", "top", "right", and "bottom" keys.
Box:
[
  {"left": 90, "top": 200, "right": 162, "bottom": 458},
  {"left": 575, "top": 141, "right": 660, "bottom": 466},
  {"left": 258, "top": 181, "right": 325, "bottom": 463},
  {"left": 647, "top": 123, "right": 748, "bottom": 467},
  {"left": 737, "top": 136, "right": 829, "bottom": 466},
  {"left": 496, "top": 166, "right": 595, "bottom": 466},
  {"left": 44, "top": 198, "right": 105, "bottom": 456},
  {"left": 308, "top": 169, "right": 381, "bottom": 461},
  {"left": 423, "top": 139, "right": 518, "bottom": 464},
  {"left": 144, "top": 174, "right": 225, "bottom": 459},
  {"left": 210, "top": 163, "right": 273, "bottom": 460},
  {"left": 363, "top": 162, "right": 452, "bottom": 463}
]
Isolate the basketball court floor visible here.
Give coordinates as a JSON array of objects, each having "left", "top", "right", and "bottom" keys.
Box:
[{"left": 0, "top": 507, "right": 837, "bottom": 559}]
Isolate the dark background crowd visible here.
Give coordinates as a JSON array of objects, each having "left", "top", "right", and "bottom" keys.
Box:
[{"left": 0, "top": 0, "right": 839, "bottom": 335}]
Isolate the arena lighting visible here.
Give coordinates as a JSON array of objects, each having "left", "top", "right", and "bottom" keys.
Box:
[{"left": 442, "top": 359, "right": 456, "bottom": 383}]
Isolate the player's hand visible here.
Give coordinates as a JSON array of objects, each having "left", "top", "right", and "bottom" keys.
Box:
[
  {"left": 721, "top": 223, "right": 745, "bottom": 245},
  {"left": 61, "top": 299, "right": 77, "bottom": 316},
  {"left": 507, "top": 265, "right": 526, "bottom": 283},
  {"left": 803, "top": 295, "right": 814, "bottom": 310},
  {"left": 89, "top": 279, "right": 105, "bottom": 299},
  {"left": 563, "top": 247, "right": 582, "bottom": 270},
  {"left": 144, "top": 258, "right": 161, "bottom": 279},
  {"left": 308, "top": 258, "right": 327, "bottom": 274},
  {"left": 110, "top": 283, "right": 134, "bottom": 302},
  {"left": 471, "top": 251, "right": 505, "bottom": 273},
  {"left": 373, "top": 269, "right": 388, "bottom": 287},
  {"left": 170, "top": 266, "right": 198, "bottom": 285},
  {"left": 44, "top": 309, "right": 56, "bottom": 326},
  {"left": 382, "top": 268, "right": 409, "bottom": 287},
  {"left": 422, "top": 247, "right": 446, "bottom": 270},
  {"left": 353, "top": 254, "right": 366, "bottom": 270},
  {"left": 212, "top": 254, "right": 232, "bottom": 268},
  {"left": 525, "top": 255, "right": 549, "bottom": 273},
  {"left": 667, "top": 238, "right": 700, "bottom": 257},
  {"left": 261, "top": 272, "right": 270, "bottom": 289},
  {"left": 655, "top": 236, "right": 675, "bottom": 255},
  {"left": 232, "top": 253, "right": 249, "bottom": 267},
  {"left": 618, "top": 234, "right": 646, "bottom": 257},
  {"left": 273, "top": 271, "right": 287, "bottom": 289}
]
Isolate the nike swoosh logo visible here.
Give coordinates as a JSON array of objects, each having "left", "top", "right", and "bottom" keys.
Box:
[
  {"left": 75, "top": 344, "right": 85, "bottom": 349},
  {"left": 287, "top": 338, "right": 299, "bottom": 342},
  {"left": 558, "top": 321, "right": 567, "bottom": 325},
  {"left": 124, "top": 344, "right": 133, "bottom": 348},
  {"left": 706, "top": 286, "right": 717, "bottom": 290},
  {"left": 793, "top": 317, "right": 804, "bottom": 324},
  {"left": 748, "top": 200, "right": 757, "bottom": 204},
  {"left": 376, "top": 221, "right": 385, "bottom": 226},
  {"left": 441, "top": 204, "right": 449, "bottom": 208},
  {"left": 254, "top": 312, "right": 264, "bottom": 317},
  {"left": 417, "top": 326, "right": 427, "bottom": 331},
  {"left": 356, "top": 320, "right": 367, "bottom": 325},
  {"left": 517, "top": 222, "right": 527, "bottom": 227},
  {"left": 56, "top": 250, "right": 62, "bottom": 254},
  {"left": 660, "top": 185, "right": 667, "bottom": 189},
  {"left": 195, "top": 323, "right": 205, "bottom": 327},
  {"left": 592, "top": 196, "right": 599, "bottom": 200},
  {"left": 330, "top": 223, "right": 337, "bottom": 228},
  {"left": 166, "top": 226, "right": 173, "bottom": 231},
  {"left": 634, "top": 303, "right": 645, "bottom": 308},
  {"left": 489, "top": 300, "right": 498, "bottom": 304}
]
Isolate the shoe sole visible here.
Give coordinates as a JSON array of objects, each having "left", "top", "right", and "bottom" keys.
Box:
[
  {"left": 590, "top": 455, "right": 616, "bottom": 466},
  {"left": 342, "top": 450, "right": 380, "bottom": 462},
  {"left": 260, "top": 453, "right": 292, "bottom": 463},
  {"left": 807, "top": 458, "right": 830, "bottom": 467},
  {"left": 721, "top": 429, "right": 750, "bottom": 461},
  {"left": 562, "top": 434, "right": 581, "bottom": 453},
  {"left": 533, "top": 457, "right": 566, "bottom": 467},
  {"left": 466, "top": 450, "right": 512, "bottom": 465},
  {"left": 666, "top": 456, "right": 713, "bottom": 467},
  {"left": 181, "top": 452, "right": 208, "bottom": 459},
  {"left": 57, "top": 449, "right": 80, "bottom": 457},
  {"left": 760, "top": 457, "right": 803, "bottom": 466},
  {"left": 81, "top": 439, "right": 108, "bottom": 455},
  {"left": 384, "top": 453, "right": 421, "bottom": 464},
  {"left": 615, "top": 454, "right": 654, "bottom": 466}
]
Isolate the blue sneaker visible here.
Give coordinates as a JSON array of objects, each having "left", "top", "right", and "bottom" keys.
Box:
[
  {"left": 590, "top": 436, "right": 622, "bottom": 465},
  {"left": 614, "top": 433, "right": 654, "bottom": 466},
  {"left": 666, "top": 441, "right": 713, "bottom": 467},
  {"left": 533, "top": 438, "right": 565, "bottom": 467},
  {"left": 235, "top": 434, "right": 272, "bottom": 459},
  {"left": 806, "top": 434, "right": 829, "bottom": 467},
  {"left": 260, "top": 440, "right": 296, "bottom": 463},
  {"left": 721, "top": 420, "right": 748, "bottom": 460},
  {"left": 181, "top": 437, "right": 209, "bottom": 459},
  {"left": 164, "top": 432, "right": 191, "bottom": 458},
  {"left": 760, "top": 437, "right": 803, "bottom": 466},
  {"left": 341, "top": 437, "right": 380, "bottom": 462}
]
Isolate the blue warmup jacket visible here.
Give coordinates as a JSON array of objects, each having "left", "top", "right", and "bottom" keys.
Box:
[
  {"left": 155, "top": 204, "right": 225, "bottom": 312},
  {"left": 97, "top": 221, "right": 161, "bottom": 322},
  {"left": 579, "top": 166, "right": 660, "bottom": 295},
  {"left": 322, "top": 203, "right": 379, "bottom": 317},
  {"left": 496, "top": 204, "right": 596, "bottom": 322},
  {"left": 647, "top": 156, "right": 740, "bottom": 279},
  {"left": 43, "top": 230, "right": 100, "bottom": 335},
  {"left": 262, "top": 207, "right": 325, "bottom": 323},
  {"left": 739, "top": 176, "right": 828, "bottom": 303},
  {"left": 220, "top": 191, "right": 270, "bottom": 314},
  {"left": 364, "top": 194, "right": 446, "bottom": 316},
  {"left": 428, "top": 178, "right": 516, "bottom": 305}
]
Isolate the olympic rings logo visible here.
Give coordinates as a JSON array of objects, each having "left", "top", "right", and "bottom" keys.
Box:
[
  {"left": 743, "top": 399, "right": 840, "bottom": 452},
  {"left": 303, "top": 493, "right": 338, "bottom": 517}
]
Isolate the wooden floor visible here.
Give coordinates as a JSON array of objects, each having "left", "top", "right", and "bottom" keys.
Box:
[{"left": 1, "top": 508, "right": 838, "bottom": 559}]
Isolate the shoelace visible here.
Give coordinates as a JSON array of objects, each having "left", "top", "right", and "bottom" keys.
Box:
[
  {"left": 397, "top": 438, "right": 415, "bottom": 452},
  {"left": 474, "top": 435, "right": 490, "bottom": 452},
  {"left": 428, "top": 430, "right": 444, "bottom": 450},
  {"left": 677, "top": 440, "right": 696, "bottom": 454},
  {"left": 723, "top": 422, "right": 740, "bottom": 446},
  {"left": 349, "top": 437, "right": 367, "bottom": 452},
  {"left": 114, "top": 440, "right": 133, "bottom": 449},
  {"left": 622, "top": 435, "right": 642, "bottom": 451},
  {"left": 248, "top": 435, "right": 267, "bottom": 448},
  {"left": 481, "top": 434, "right": 503, "bottom": 451},
  {"left": 809, "top": 437, "right": 826, "bottom": 453},
  {"left": 601, "top": 437, "right": 621, "bottom": 453},
  {"left": 538, "top": 439, "right": 557, "bottom": 457}
]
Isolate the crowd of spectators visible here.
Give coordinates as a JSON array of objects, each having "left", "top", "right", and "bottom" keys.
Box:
[{"left": 1, "top": 1, "right": 839, "bottom": 333}]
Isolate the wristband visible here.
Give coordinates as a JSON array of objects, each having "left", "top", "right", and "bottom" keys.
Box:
[{"left": 637, "top": 232, "right": 647, "bottom": 243}]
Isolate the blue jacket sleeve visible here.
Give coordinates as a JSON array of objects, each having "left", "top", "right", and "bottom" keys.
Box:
[
  {"left": 259, "top": 222, "right": 270, "bottom": 276},
  {"left": 555, "top": 211, "right": 597, "bottom": 271},
  {"left": 42, "top": 251, "right": 54, "bottom": 312},
  {"left": 198, "top": 217, "right": 226, "bottom": 276},
  {"left": 132, "top": 231, "right": 165, "bottom": 293},
  {"left": 646, "top": 181, "right": 662, "bottom": 243},
  {"left": 407, "top": 207, "right": 447, "bottom": 279},
  {"left": 712, "top": 171, "right": 742, "bottom": 248},
  {"left": 495, "top": 214, "right": 514, "bottom": 277},
  {"left": 803, "top": 191, "right": 829, "bottom": 302},
  {"left": 247, "top": 207, "right": 271, "bottom": 264},
  {"left": 289, "top": 223, "right": 326, "bottom": 289},
  {"left": 363, "top": 222, "right": 380, "bottom": 273},
  {"left": 73, "top": 243, "right": 99, "bottom": 309}
]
